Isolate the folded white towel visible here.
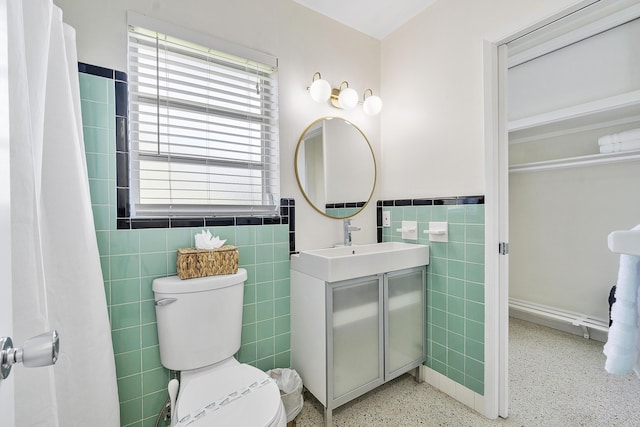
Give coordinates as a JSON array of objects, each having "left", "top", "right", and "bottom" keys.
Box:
[
  {"left": 599, "top": 139, "right": 640, "bottom": 154},
  {"left": 604, "top": 224, "right": 640, "bottom": 377},
  {"left": 598, "top": 128, "right": 640, "bottom": 146}
]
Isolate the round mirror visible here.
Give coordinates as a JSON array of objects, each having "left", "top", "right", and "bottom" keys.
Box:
[{"left": 294, "top": 117, "right": 376, "bottom": 219}]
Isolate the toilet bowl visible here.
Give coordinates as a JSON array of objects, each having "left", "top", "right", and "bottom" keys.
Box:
[
  {"left": 153, "top": 270, "right": 286, "bottom": 427},
  {"left": 174, "top": 362, "right": 286, "bottom": 426}
]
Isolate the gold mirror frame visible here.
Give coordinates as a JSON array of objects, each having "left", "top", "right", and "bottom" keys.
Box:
[{"left": 294, "top": 117, "right": 377, "bottom": 219}]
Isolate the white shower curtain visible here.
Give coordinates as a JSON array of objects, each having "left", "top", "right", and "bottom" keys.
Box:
[{"left": 8, "top": 0, "right": 120, "bottom": 425}]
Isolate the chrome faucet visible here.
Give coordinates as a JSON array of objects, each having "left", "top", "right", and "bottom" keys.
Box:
[{"left": 343, "top": 219, "right": 361, "bottom": 246}]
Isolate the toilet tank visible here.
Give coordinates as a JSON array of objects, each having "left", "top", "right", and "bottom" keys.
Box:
[{"left": 152, "top": 269, "right": 247, "bottom": 371}]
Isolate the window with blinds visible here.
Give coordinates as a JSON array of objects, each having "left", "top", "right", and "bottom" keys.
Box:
[{"left": 127, "top": 23, "right": 279, "bottom": 218}]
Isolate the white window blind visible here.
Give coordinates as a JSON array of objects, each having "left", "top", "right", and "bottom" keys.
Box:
[{"left": 127, "top": 23, "right": 279, "bottom": 217}]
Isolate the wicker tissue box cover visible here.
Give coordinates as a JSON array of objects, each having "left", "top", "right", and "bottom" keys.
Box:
[{"left": 176, "top": 245, "right": 239, "bottom": 279}]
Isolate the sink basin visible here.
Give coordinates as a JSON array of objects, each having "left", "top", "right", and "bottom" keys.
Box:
[
  {"left": 290, "top": 242, "right": 429, "bottom": 282},
  {"left": 608, "top": 230, "right": 640, "bottom": 256}
]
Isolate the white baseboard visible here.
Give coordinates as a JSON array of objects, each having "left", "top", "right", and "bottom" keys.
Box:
[
  {"left": 421, "top": 366, "right": 487, "bottom": 417},
  {"left": 509, "top": 308, "right": 609, "bottom": 342}
]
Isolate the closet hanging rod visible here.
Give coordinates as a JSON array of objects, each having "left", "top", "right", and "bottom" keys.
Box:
[{"left": 509, "top": 150, "right": 640, "bottom": 173}]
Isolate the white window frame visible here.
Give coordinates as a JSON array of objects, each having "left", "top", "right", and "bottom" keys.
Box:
[{"left": 127, "top": 12, "right": 279, "bottom": 218}]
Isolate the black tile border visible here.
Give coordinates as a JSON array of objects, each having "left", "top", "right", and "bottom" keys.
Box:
[
  {"left": 78, "top": 62, "right": 296, "bottom": 254},
  {"left": 325, "top": 201, "right": 366, "bottom": 209},
  {"left": 376, "top": 195, "right": 484, "bottom": 208},
  {"left": 376, "top": 195, "right": 484, "bottom": 243},
  {"left": 78, "top": 62, "right": 115, "bottom": 79}
]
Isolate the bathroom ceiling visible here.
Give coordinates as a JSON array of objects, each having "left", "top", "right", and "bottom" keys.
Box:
[{"left": 293, "top": 0, "right": 439, "bottom": 40}]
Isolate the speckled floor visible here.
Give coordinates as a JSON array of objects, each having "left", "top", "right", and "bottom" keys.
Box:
[{"left": 293, "top": 318, "right": 640, "bottom": 426}]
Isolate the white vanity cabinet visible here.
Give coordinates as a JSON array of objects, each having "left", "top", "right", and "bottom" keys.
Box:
[{"left": 290, "top": 266, "right": 426, "bottom": 425}]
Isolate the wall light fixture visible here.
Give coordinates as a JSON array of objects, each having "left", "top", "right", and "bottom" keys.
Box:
[
  {"left": 309, "top": 72, "right": 332, "bottom": 103},
  {"left": 307, "top": 72, "right": 383, "bottom": 115},
  {"left": 362, "top": 89, "right": 383, "bottom": 116}
]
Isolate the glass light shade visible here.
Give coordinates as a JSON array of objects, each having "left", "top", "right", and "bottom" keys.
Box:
[
  {"left": 338, "top": 87, "right": 358, "bottom": 110},
  {"left": 309, "top": 78, "right": 332, "bottom": 103},
  {"left": 363, "top": 95, "right": 383, "bottom": 115}
]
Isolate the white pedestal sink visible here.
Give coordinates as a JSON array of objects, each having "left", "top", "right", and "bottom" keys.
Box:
[{"left": 290, "top": 242, "right": 429, "bottom": 282}]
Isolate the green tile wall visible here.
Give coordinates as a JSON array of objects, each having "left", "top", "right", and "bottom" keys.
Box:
[
  {"left": 382, "top": 203, "right": 485, "bottom": 395},
  {"left": 325, "top": 206, "right": 361, "bottom": 217},
  {"left": 80, "top": 72, "right": 291, "bottom": 427}
]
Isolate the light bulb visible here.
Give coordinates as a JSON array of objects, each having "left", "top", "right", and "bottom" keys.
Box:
[
  {"left": 363, "top": 95, "right": 383, "bottom": 115},
  {"left": 309, "top": 78, "right": 331, "bottom": 103},
  {"left": 338, "top": 87, "right": 358, "bottom": 110}
]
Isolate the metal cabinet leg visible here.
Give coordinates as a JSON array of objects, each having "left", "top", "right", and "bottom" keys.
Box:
[
  {"left": 324, "top": 405, "right": 333, "bottom": 427},
  {"left": 415, "top": 365, "right": 426, "bottom": 383}
]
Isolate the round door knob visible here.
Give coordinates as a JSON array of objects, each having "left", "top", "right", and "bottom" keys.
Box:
[{"left": 0, "top": 330, "right": 60, "bottom": 380}]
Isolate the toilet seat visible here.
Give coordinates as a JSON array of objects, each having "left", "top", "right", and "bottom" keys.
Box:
[{"left": 176, "top": 363, "right": 286, "bottom": 426}]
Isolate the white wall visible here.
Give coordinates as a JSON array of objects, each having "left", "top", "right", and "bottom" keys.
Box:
[
  {"left": 379, "top": 0, "right": 581, "bottom": 199},
  {"left": 54, "top": 0, "right": 382, "bottom": 250},
  {"left": 509, "top": 18, "right": 640, "bottom": 121},
  {"left": 510, "top": 161, "right": 640, "bottom": 320}
]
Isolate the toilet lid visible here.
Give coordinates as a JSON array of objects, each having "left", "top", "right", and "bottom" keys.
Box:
[{"left": 176, "top": 364, "right": 283, "bottom": 426}]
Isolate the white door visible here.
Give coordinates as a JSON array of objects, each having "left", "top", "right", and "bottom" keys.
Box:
[{"left": 0, "top": 0, "right": 15, "bottom": 424}]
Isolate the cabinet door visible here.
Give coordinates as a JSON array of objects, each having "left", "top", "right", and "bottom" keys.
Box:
[
  {"left": 328, "top": 276, "right": 383, "bottom": 404},
  {"left": 385, "top": 267, "right": 426, "bottom": 379}
]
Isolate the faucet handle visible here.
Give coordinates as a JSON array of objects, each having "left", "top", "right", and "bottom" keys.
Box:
[
  {"left": 343, "top": 218, "right": 357, "bottom": 246},
  {"left": 344, "top": 218, "right": 360, "bottom": 230}
]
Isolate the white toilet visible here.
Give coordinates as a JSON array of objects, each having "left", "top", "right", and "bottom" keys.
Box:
[{"left": 153, "top": 269, "right": 287, "bottom": 426}]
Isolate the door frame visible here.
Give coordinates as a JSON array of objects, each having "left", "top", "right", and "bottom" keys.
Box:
[{"left": 482, "top": 38, "right": 511, "bottom": 419}]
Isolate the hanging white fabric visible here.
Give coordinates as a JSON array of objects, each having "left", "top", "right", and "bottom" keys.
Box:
[
  {"left": 8, "top": 0, "right": 120, "bottom": 425},
  {"left": 604, "top": 224, "right": 640, "bottom": 378}
]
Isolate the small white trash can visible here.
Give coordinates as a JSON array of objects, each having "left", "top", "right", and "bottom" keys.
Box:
[{"left": 266, "top": 368, "right": 303, "bottom": 423}]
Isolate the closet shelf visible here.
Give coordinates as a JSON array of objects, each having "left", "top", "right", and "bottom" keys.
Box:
[
  {"left": 508, "top": 90, "right": 640, "bottom": 143},
  {"left": 509, "top": 149, "right": 640, "bottom": 173}
]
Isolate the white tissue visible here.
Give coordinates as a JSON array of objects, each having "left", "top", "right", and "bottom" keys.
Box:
[{"left": 194, "top": 230, "right": 226, "bottom": 250}]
